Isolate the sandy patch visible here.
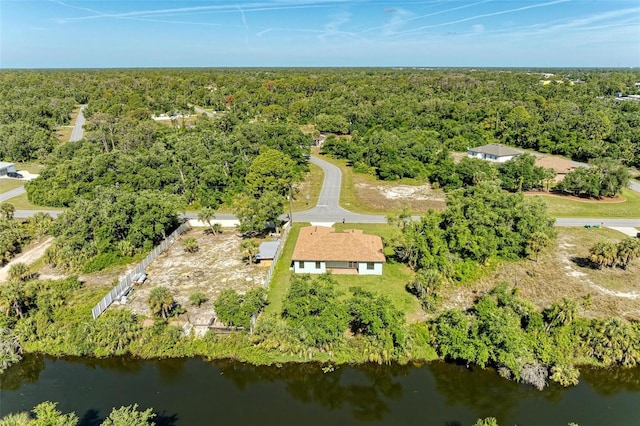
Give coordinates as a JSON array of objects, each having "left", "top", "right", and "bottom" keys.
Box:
[
  {"left": 0, "top": 237, "right": 53, "bottom": 283},
  {"left": 379, "top": 184, "right": 439, "bottom": 201},
  {"left": 354, "top": 182, "right": 446, "bottom": 213},
  {"left": 116, "top": 229, "right": 268, "bottom": 326}
]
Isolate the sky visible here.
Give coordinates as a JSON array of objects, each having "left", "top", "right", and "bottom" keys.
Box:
[{"left": 1, "top": 0, "right": 639, "bottom": 68}]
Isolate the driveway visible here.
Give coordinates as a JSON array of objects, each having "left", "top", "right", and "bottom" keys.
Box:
[{"left": 0, "top": 186, "right": 26, "bottom": 203}]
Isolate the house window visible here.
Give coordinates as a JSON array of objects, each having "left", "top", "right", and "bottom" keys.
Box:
[
  {"left": 315, "top": 261, "right": 321, "bottom": 269},
  {"left": 298, "top": 261, "right": 304, "bottom": 268},
  {"left": 348, "top": 261, "right": 357, "bottom": 268},
  {"left": 367, "top": 262, "right": 374, "bottom": 270}
]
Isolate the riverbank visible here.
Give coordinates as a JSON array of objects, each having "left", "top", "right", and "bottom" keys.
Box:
[{"left": 7, "top": 354, "right": 638, "bottom": 426}]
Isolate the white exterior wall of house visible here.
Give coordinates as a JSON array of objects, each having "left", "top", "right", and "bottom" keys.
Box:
[
  {"left": 293, "top": 260, "right": 383, "bottom": 275},
  {"left": 293, "top": 260, "right": 326, "bottom": 274},
  {"left": 467, "top": 151, "right": 517, "bottom": 163},
  {"left": 0, "top": 163, "right": 16, "bottom": 177},
  {"left": 357, "top": 262, "right": 383, "bottom": 275}
]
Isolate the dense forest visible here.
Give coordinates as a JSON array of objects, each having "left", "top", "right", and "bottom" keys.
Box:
[{"left": 1, "top": 68, "right": 640, "bottom": 389}]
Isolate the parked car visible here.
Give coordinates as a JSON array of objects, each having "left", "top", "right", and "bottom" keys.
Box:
[{"left": 7, "top": 172, "right": 23, "bottom": 178}]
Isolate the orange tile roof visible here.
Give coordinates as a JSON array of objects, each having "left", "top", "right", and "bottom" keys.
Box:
[{"left": 292, "top": 226, "right": 386, "bottom": 263}]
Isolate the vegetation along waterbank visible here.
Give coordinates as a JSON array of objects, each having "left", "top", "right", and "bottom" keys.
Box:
[{"left": 1, "top": 68, "right": 640, "bottom": 393}]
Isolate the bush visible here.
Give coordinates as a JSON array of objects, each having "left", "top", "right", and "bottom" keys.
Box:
[{"left": 189, "top": 292, "right": 207, "bottom": 307}]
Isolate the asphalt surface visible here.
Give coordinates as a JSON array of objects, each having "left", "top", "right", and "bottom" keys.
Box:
[
  {"left": 0, "top": 186, "right": 26, "bottom": 203},
  {"left": 4, "top": 154, "right": 640, "bottom": 228},
  {"left": 69, "top": 105, "right": 87, "bottom": 142},
  {"left": 293, "top": 156, "right": 386, "bottom": 223}
]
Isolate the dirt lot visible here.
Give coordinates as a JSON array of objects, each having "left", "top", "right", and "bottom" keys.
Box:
[
  {"left": 354, "top": 182, "right": 446, "bottom": 213},
  {"left": 440, "top": 227, "right": 640, "bottom": 320},
  {"left": 116, "top": 228, "right": 268, "bottom": 326},
  {"left": 0, "top": 237, "right": 53, "bottom": 283}
]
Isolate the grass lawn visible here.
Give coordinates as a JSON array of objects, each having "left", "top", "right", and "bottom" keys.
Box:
[
  {"left": 291, "top": 162, "right": 323, "bottom": 212},
  {"left": 55, "top": 105, "right": 82, "bottom": 143},
  {"left": 0, "top": 178, "right": 26, "bottom": 194},
  {"left": 536, "top": 188, "right": 640, "bottom": 218},
  {"left": 266, "top": 222, "right": 424, "bottom": 322},
  {"left": 314, "top": 150, "right": 445, "bottom": 215},
  {"left": 2, "top": 193, "right": 55, "bottom": 211},
  {"left": 14, "top": 162, "right": 45, "bottom": 174},
  {"left": 265, "top": 223, "right": 305, "bottom": 315}
]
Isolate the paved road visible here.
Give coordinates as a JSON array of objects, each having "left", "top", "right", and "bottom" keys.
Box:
[
  {"left": 69, "top": 105, "right": 87, "bottom": 142},
  {"left": 193, "top": 105, "right": 215, "bottom": 118},
  {"left": 0, "top": 186, "right": 26, "bottom": 203},
  {"left": 555, "top": 218, "right": 640, "bottom": 227},
  {"left": 6, "top": 154, "right": 640, "bottom": 228},
  {"left": 292, "top": 156, "right": 386, "bottom": 223}
]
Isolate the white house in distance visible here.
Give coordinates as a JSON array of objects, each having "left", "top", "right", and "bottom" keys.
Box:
[
  {"left": 0, "top": 162, "right": 17, "bottom": 177},
  {"left": 467, "top": 143, "right": 523, "bottom": 163},
  {"left": 291, "top": 226, "right": 385, "bottom": 275}
]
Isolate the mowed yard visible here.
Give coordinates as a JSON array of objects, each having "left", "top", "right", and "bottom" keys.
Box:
[{"left": 266, "top": 223, "right": 426, "bottom": 323}]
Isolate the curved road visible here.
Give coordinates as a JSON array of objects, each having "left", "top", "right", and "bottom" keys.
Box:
[
  {"left": 293, "top": 156, "right": 386, "bottom": 223},
  {"left": 6, "top": 155, "right": 640, "bottom": 228}
]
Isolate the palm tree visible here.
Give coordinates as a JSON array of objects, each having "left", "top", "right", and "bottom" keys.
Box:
[
  {"left": 545, "top": 298, "right": 577, "bottom": 331},
  {"left": 8, "top": 263, "right": 28, "bottom": 282},
  {"left": 0, "top": 203, "right": 15, "bottom": 219},
  {"left": 181, "top": 237, "right": 199, "bottom": 253},
  {"left": 148, "top": 287, "right": 174, "bottom": 322},
  {"left": 615, "top": 238, "right": 640, "bottom": 269},
  {"left": 198, "top": 206, "right": 218, "bottom": 235},
  {"left": 0, "top": 327, "right": 22, "bottom": 373},
  {"left": 589, "top": 241, "right": 618, "bottom": 269},
  {"left": 0, "top": 281, "right": 27, "bottom": 319},
  {"left": 527, "top": 231, "right": 551, "bottom": 262},
  {"left": 241, "top": 239, "right": 259, "bottom": 265},
  {"left": 0, "top": 411, "right": 31, "bottom": 425}
]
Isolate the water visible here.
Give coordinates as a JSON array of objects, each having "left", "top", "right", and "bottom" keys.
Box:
[{"left": 2, "top": 355, "right": 640, "bottom": 425}]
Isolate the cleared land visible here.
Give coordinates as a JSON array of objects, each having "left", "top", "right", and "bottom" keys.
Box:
[
  {"left": 439, "top": 227, "right": 640, "bottom": 321},
  {"left": 315, "top": 150, "right": 446, "bottom": 214},
  {"left": 116, "top": 228, "right": 268, "bottom": 325}
]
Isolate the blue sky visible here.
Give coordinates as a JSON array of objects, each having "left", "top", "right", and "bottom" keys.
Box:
[{"left": 1, "top": 0, "right": 639, "bottom": 68}]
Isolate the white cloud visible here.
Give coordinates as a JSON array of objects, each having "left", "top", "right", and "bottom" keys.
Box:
[{"left": 472, "top": 24, "right": 484, "bottom": 33}]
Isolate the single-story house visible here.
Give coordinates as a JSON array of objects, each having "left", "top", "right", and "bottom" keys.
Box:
[
  {"left": 467, "top": 144, "right": 523, "bottom": 163},
  {"left": 534, "top": 156, "right": 576, "bottom": 182},
  {"left": 291, "top": 226, "right": 385, "bottom": 275},
  {"left": 256, "top": 241, "right": 281, "bottom": 267},
  {"left": 0, "top": 162, "right": 17, "bottom": 177}
]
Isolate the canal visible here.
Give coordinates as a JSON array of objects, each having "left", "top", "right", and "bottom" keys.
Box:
[{"left": 1, "top": 355, "right": 639, "bottom": 425}]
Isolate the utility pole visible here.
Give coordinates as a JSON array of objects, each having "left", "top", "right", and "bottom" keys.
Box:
[{"left": 288, "top": 184, "right": 293, "bottom": 226}]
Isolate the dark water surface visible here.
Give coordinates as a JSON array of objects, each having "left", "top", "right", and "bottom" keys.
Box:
[{"left": 2, "top": 354, "right": 640, "bottom": 425}]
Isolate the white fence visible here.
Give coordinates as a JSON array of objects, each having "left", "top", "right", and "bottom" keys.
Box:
[
  {"left": 91, "top": 222, "right": 192, "bottom": 319},
  {"left": 249, "top": 222, "right": 292, "bottom": 334},
  {"left": 262, "top": 222, "right": 291, "bottom": 289}
]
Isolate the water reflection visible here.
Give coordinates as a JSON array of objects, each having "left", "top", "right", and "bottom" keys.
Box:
[
  {"left": 216, "top": 361, "right": 408, "bottom": 421},
  {"left": 2, "top": 355, "right": 640, "bottom": 425},
  {"left": 0, "top": 353, "right": 45, "bottom": 391},
  {"left": 580, "top": 366, "right": 640, "bottom": 396}
]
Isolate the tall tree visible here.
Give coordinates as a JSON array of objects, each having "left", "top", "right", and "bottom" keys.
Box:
[{"left": 244, "top": 147, "right": 300, "bottom": 198}]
